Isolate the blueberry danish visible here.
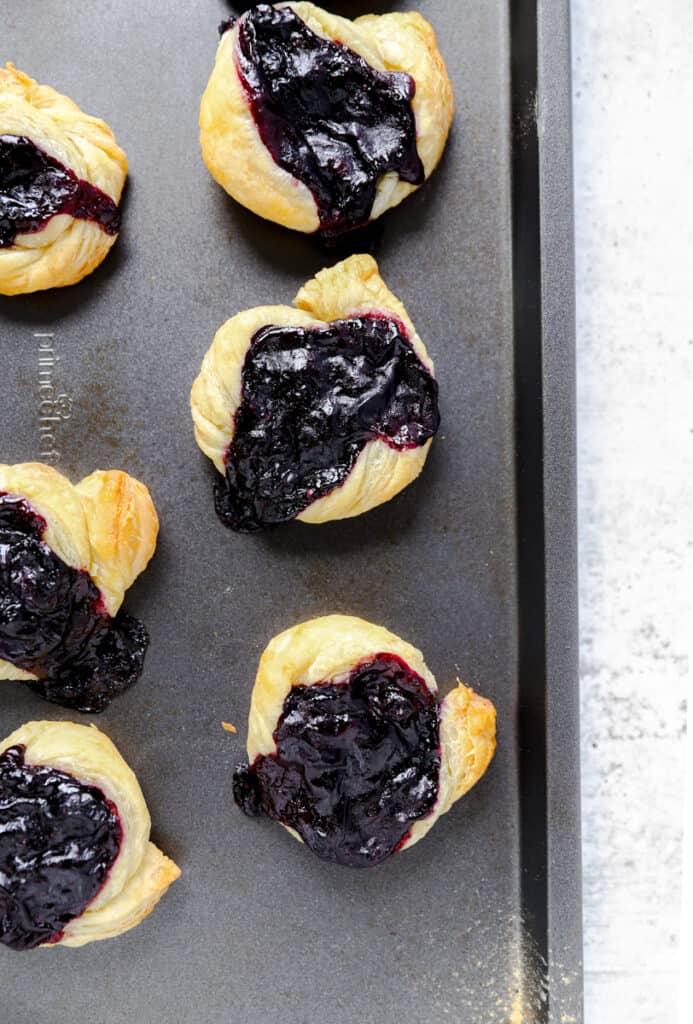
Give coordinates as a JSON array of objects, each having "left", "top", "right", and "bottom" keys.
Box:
[
  {"left": 0, "top": 720, "right": 180, "bottom": 950},
  {"left": 232, "top": 615, "right": 496, "bottom": 867},
  {"left": 199, "top": 3, "right": 453, "bottom": 234},
  {"left": 0, "top": 64, "right": 127, "bottom": 294},
  {"left": 0, "top": 463, "right": 158, "bottom": 712},
  {"left": 191, "top": 255, "right": 440, "bottom": 531}
]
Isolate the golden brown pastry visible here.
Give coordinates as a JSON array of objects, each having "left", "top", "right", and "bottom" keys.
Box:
[
  {"left": 199, "top": 3, "right": 453, "bottom": 234},
  {"left": 233, "top": 615, "right": 496, "bottom": 867},
  {"left": 0, "top": 720, "right": 180, "bottom": 949},
  {"left": 0, "top": 64, "right": 127, "bottom": 295},
  {"left": 191, "top": 254, "right": 440, "bottom": 531},
  {"left": 0, "top": 462, "right": 158, "bottom": 711}
]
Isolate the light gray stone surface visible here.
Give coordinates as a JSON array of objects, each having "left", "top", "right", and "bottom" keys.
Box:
[{"left": 571, "top": 2, "right": 691, "bottom": 1020}]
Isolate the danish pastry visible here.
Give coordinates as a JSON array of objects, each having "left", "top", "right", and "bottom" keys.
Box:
[
  {"left": 0, "top": 462, "right": 158, "bottom": 712},
  {"left": 0, "top": 720, "right": 180, "bottom": 950},
  {"left": 191, "top": 254, "right": 440, "bottom": 531},
  {"left": 0, "top": 64, "right": 127, "bottom": 295},
  {"left": 199, "top": 3, "right": 453, "bottom": 235},
  {"left": 233, "top": 615, "right": 496, "bottom": 867}
]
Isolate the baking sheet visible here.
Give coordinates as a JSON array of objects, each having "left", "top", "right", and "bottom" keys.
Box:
[{"left": 0, "top": 1, "right": 581, "bottom": 1021}]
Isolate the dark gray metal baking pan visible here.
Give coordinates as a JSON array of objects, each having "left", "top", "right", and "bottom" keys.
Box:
[{"left": 0, "top": 1, "right": 581, "bottom": 1021}]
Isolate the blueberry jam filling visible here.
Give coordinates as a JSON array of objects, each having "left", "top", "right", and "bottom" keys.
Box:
[
  {"left": 0, "top": 134, "right": 120, "bottom": 248},
  {"left": 233, "top": 654, "right": 441, "bottom": 868},
  {"left": 215, "top": 315, "right": 439, "bottom": 531},
  {"left": 0, "top": 493, "right": 148, "bottom": 713},
  {"left": 0, "top": 744, "right": 121, "bottom": 950},
  {"left": 229, "top": 5, "right": 425, "bottom": 233}
]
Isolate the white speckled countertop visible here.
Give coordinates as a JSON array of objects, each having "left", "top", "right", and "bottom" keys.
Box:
[{"left": 571, "top": 2, "right": 691, "bottom": 1020}]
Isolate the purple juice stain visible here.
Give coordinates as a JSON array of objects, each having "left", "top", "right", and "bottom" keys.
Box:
[
  {"left": 233, "top": 654, "right": 441, "bottom": 868},
  {"left": 0, "top": 493, "right": 148, "bottom": 713},
  {"left": 0, "top": 744, "right": 122, "bottom": 950},
  {"left": 214, "top": 314, "right": 440, "bottom": 532},
  {"left": 0, "top": 134, "right": 120, "bottom": 248},
  {"left": 229, "top": 4, "right": 424, "bottom": 234}
]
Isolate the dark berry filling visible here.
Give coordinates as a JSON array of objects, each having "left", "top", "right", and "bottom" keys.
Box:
[
  {"left": 0, "top": 134, "right": 120, "bottom": 248},
  {"left": 229, "top": 4, "right": 424, "bottom": 233},
  {"left": 215, "top": 314, "right": 439, "bottom": 531},
  {"left": 233, "top": 653, "right": 441, "bottom": 868},
  {"left": 0, "top": 493, "right": 148, "bottom": 713},
  {"left": 0, "top": 744, "right": 122, "bottom": 950}
]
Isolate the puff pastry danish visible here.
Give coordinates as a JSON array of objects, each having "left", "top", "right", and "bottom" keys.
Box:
[
  {"left": 233, "top": 615, "right": 496, "bottom": 867},
  {"left": 199, "top": 3, "right": 453, "bottom": 234},
  {"left": 0, "top": 720, "right": 180, "bottom": 950},
  {"left": 0, "top": 64, "right": 127, "bottom": 295},
  {"left": 191, "top": 254, "right": 440, "bottom": 531},
  {"left": 0, "top": 463, "right": 158, "bottom": 712}
]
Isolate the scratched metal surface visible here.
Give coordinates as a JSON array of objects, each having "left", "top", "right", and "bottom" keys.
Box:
[{"left": 0, "top": 2, "right": 580, "bottom": 1022}]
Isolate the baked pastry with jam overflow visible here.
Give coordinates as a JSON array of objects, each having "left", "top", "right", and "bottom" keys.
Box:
[
  {"left": 0, "top": 462, "right": 158, "bottom": 712},
  {"left": 232, "top": 615, "right": 496, "bottom": 867},
  {"left": 0, "top": 64, "right": 127, "bottom": 295},
  {"left": 191, "top": 255, "right": 440, "bottom": 531},
  {"left": 0, "top": 721, "right": 180, "bottom": 950},
  {"left": 199, "top": 3, "right": 453, "bottom": 235}
]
